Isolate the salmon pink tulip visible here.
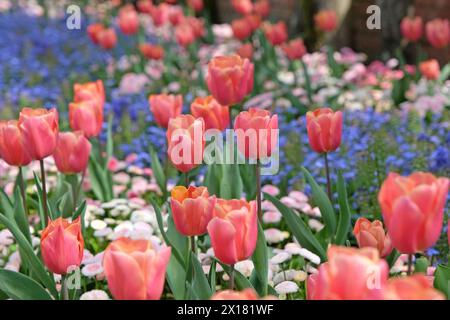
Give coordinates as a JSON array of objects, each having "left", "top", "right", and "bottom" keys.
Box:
[
  {"left": 18, "top": 107, "right": 59, "bottom": 161},
  {"left": 139, "top": 43, "right": 164, "bottom": 60},
  {"left": 97, "top": 28, "right": 117, "bottom": 50},
  {"left": 426, "top": 18, "right": 450, "bottom": 48},
  {"left": 212, "top": 288, "right": 259, "bottom": 300},
  {"left": 353, "top": 217, "right": 393, "bottom": 258},
  {"left": 0, "top": 120, "right": 32, "bottom": 167},
  {"left": 41, "top": 217, "right": 84, "bottom": 275},
  {"left": 187, "top": 0, "right": 203, "bottom": 12},
  {"left": 232, "top": 18, "right": 253, "bottom": 40},
  {"left": 206, "top": 55, "right": 254, "bottom": 106},
  {"left": 53, "top": 131, "right": 91, "bottom": 174},
  {"left": 314, "top": 10, "right": 338, "bottom": 32},
  {"left": 207, "top": 199, "right": 258, "bottom": 265},
  {"left": 237, "top": 43, "right": 254, "bottom": 60},
  {"left": 190, "top": 96, "right": 229, "bottom": 131},
  {"left": 118, "top": 8, "right": 139, "bottom": 35},
  {"left": 307, "top": 246, "right": 389, "bottom": 300},
  {"left": 378, "top": 172, "right": 449, "bottom": 254},
  {"left": 254, "top": 0, "right": 270, "bottom": 18},
  {"left": 103, "top": 238, "right": 171, "bottom": 300},
  {"left": 376, "top": 275, "right": 445, "bottom": 300},
  {"left": 419, "top": 59, "right": 440, "bottom": 80},
  {"left": 69, "top": 100, "right": 103, "bottom": 138},
  {"left": 231, "top": 0, "right": 253, "bottom": 15},
  {"left": 170, "top": 186, "right": 216, "bottom": 236},
  {"left": 87, "top": 23, "right": 105, "bottom": 44},
  {"left": 149, "top": 94, "right": 183, "bottom": 128},
  {"left": 306, "top": 108, "right": 343, "bottom": 153},
  {"left": 234, "top": 108, "right": 278, "bottom": 159},
  {"left": 281, "top": 38, "right": 307, "bottom": 60},
  {"left": 262, "top": 21, "right": 288, "bottom": 46},
  {"left": 166, "top": 115, "right": 205, "bottom": 172},
  {"left": 400, "top": 16, "right": 423, "bottom": 42}
]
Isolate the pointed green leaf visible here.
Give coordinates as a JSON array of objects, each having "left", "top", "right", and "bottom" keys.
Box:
[
  {"left": 251, "top": 221, "right": 268, "bottom": 296},
  {"left": 0, "top": 269, "right": 53, "bottom": 300},
  {"left": 334, "top": 171, "right": 351, "bottom": 244}
]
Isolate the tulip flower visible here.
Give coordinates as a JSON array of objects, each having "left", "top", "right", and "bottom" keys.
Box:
[
  {"left": 149, "top": 94, "right": 183, "bottom": 128},
  {"left": 212, "top": 288, "right": 259, "bottom": 300},
  {"left": 231, "top": 18, "right": 253, "bottom": 40},
  {"left": 167, "top": 115, "right": 205, "bottom": 173},
  {"left": 234, "top": 108, "right": 278, "bottom": 160},
  {"left": 378, "top": 172, "right": 449, "bottom": 254},
  {"left": 139, "top": 43, "right": 164, "bottom": 60},
  {"left": 69, "top": 100, "right": 103, "bottom": 138},
  {"left": 376, "top": 275, "right": 445, "bottom": 300},
  {"left": 207, "top": 199, "right": 258, "bottom": 266},
  {"left": 150, "top": 3, "right": 170, "bottom": 27},
  {"left": 137, "top": 0, "right": 153, "bottom": 14},
  {"left": 353, "top": 217, "right": 393, "bottom": 258},
  {"left": 254, "top": 0, "right": 270, "bottom": 18},
  {"left": 170, "top": 186, "right": 216, "bottom": 236},
  {"left": 262, "top": 21, "right": 288, "bottom": 46},
  {"left": 281, "top": 38, "right": 307, "bottom": 60},
  {"left": 0, "top": 120, "right": 32, "bottom": 167},
  {"left": 168, "top": 6, "right": 184, "bottom": 26},
  {"left": 307, "top": 246, "right": 389, "bottom": 300},
  {"left": 185, "top": 17, "right": 205, "bottom": 38},
  {"left": 314, "top": 10, "right": 338, "bottom": 32},
  {"left": 419, "top": 59, "right": 440, "bottom": 80},
  {"left": 175, "top": 23, "right": 196, "bottom": 48},
  {"left": 426, "top": 18, "right": 450, "bottom": 48},
  {"left": 73, "top": 80, "right": 105, "bottom": 108},
  {"left": 19, "top": 107, "right": 59, "bottom": 161},
  {"left": 206, "top": 55, "right": 254, "bottom": 106},
  {"left": 400, "top": 16, "right": 423, "bottom": 42},
  {"left": 231, "top": 0, "right": 253, "bottom": 15},
  {"left": 187, "top": 0, "right": 203, "bottom": 12},
  {"left": 237, "top": 43, "right": 254, "bottom": 60},
  {"left": 103, "top": 238, "right": 171, "bottom": 300},
  {"left": 118, "top": 8, "right": 139, "bottom": 35},
  {"left": 97, "top": 28, "right": 117, "bottom": 50},
  {"left": 306, "top": 108, "right": 343, "bottom": 154},
  {"left": 245, "top": 14, "right": 261, "bottom": 31},
  {"left": 41, "top": 217, "right": 84, "bottom": 275},
  {"left": 190, "top": 96, "right": 229, "bottom": 131},
  {"left": 53, "top": 131, "right": 91, "bottom": 175},
  {"left": 87, "top": 23, "right": 105, "bottom": 44}
]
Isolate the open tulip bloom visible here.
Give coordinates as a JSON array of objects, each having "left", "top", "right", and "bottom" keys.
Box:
[{"left": 0, "top": 1, "right": 449, "bottom": 304}]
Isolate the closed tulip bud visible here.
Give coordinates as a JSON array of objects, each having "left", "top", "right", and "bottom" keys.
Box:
[
  {"left": 262, "top": 21, "right": 288, "bottom": 46},
  {"left": 118, "top": 7, "right": 139, "bottom": 35},
  {"left": 149, "top": 94, "right": 183, "bottom": 128},
  {"left": 419, "top": 59, "right": 440, "bottom": 80},
  {"left": 0, "top": 120, "right": 32, "bottom": 167},
  {"left": 234, "top": 108, "right": 278, "bottom": 159},
  {"left": 103, "top": 238, "right": 171, "bottom": 300},
  {"left": 314, "top": 10, "right": 338, "bottom": 32},
  {"left": 237, "top": 43, "right": 254, "bottom": 60},
  {"left": 378, "top": 172, "right": 449, "bottom": 254},
  {"left": 187, "top": 0, "right": 203, "bottom": 12},
  {"left": 184, "top": 17, "right": 205, "bottom": 38},
  {"left": 207, "top": 199, "right": 258, "bottom": 265},
  {"left": 232, "top": 18, "right": 253, "bottom": 40},
  {"left": 19, "top": 108, "right": 59, "bottom": 161},
  {"left": 53, "top": 132, "right": 91, "bottom": 174},
  {"left": 353, "top": 217, "right": 393, "bottom": 258},
  {"left": 245, "top": 14, "right": 261, "bottom": 31},
  {"left": 41, "top": 217, "right": 84, "bottom": 275},
  {"left": 74, "top": 80, "right": 105, "bottom": 107},
  {"left": 170, "top": 186, "right": 216, "bottom": 236},
  {"left": 139, "top": 43, "right": 164, "bottom": 60},
  {"left": 307, "top": 246, "right": 388, "bottom": 300},
  {"left": 281, "top": 38, "right": 307, "bottom": 60},
  {"left": 168, "top": 6, "right": 184, "bottom": 26},
  {"left": 206, "top": 55, "right": 254, "bottom": 106},
  {"left": 254, "top": 0, "right": 270, "bottom": 18},
  {"left": 426, "top": 18, "right": 450, "bottom": 48},
  {"left": 191, "top": 96, "right": 229, "bottom": 131},
  {"left": 306, "top": 108, "right": 343, "bottom": 154},
  {"left": 375, "top": 275, "right": 445, "bottom": 300},
  {"left": 167, "top": 115, "right": 205, "bottom": 172},
  {"left": 150, "top": 3, "right": 170, "bottom": 27},
  {"left": 69, "top": 100, "right": 103, "bottom": 138},
  {"left": 175, "top": 23, "right": 196, "bottom": 47},
  {"left": 87, "top": 23, "right": 105, "bottom": 44},
  {"left": 212, "top": 288, "right": 259, "bottom": 300},
  {"left": 97, "top": 28, "right": 117, "bottom": 50},
  {"left": 231, "top": 0, "right": 253, "bottom": 15},
  {"left": 400, "top": 16, "right": 423, "bottom": 42}
]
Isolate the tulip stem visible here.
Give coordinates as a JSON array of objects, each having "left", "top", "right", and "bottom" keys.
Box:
[
  {"left": 190, "top": 236, "right": 196, "bottom": 254},
  {"left": 407, "top": 254, "right": 413, "bottom": 275},
  {"left": 256, "top": 161, "right": 262, "bottom": 222},
  {"left": 40, "top": 159, "right": 49, "bottom": 224},
  {"left": 18, "top": 167, "right": 29, "bottom": 217},
  {"left": 229, "top": 264, "right": 235, "bottom": 290},
  {"left": 184, "top": 172, "right": 189, "bottom": 187},
  {"left": 61, "top": 275, "right": 69, "bottom": 300},
  {"left": 324, "top": 153, "right": 332, "bottom": 201}
]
